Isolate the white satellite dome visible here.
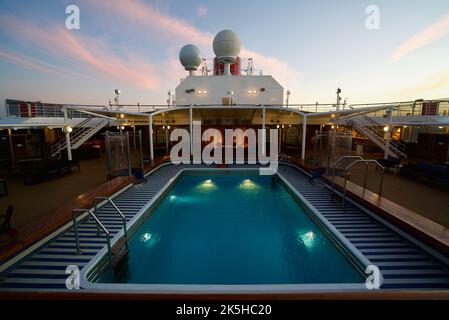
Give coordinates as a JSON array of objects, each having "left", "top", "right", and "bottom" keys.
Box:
[
  {"left": 179, "top": 44, "right": 202, "bottom": 71},
  {"left": 213, "top": 30, "right": 241, "bottom": 63}
]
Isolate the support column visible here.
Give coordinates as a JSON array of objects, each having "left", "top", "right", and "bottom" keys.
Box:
[
  {"left": 384, "top": 108, "right": 393, "bottom": 159},
  {"left": 165, "top": 127, "right": 169, "bottom": 153},
  {"left": 7, "top": 128, "right": 15, "bottom": 163},
  {"left": 301, "top": 116, "right": 307, "bottom": 161},
  {"left": 262, "top": 105, "right": 266, "bottom": 155},
  {"left": 63, "top": 108, "right": 72, "bottom": 161},
  {"left": 149, "top": 115, "right": 154, "bottom": 162},
  {"left": 189, "top": 105, "right": 193, "bottom": 157}
]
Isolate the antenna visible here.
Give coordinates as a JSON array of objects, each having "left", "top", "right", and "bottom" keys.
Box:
[{"left": 246, "top": 58, "right": 254, "bottom": 76}]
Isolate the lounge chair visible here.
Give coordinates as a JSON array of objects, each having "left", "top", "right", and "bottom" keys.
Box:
[{"left": 0, "top": 205, "right": 13, "bottom": 233}]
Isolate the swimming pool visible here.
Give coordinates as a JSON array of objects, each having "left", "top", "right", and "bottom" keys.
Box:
[{"left": 83, "top": 169, "right": 367, "bottom": 291}]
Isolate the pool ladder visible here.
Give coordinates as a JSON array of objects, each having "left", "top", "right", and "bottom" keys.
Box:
[{"left": 72, "top": 197, "right": 129, "bottom": 277}]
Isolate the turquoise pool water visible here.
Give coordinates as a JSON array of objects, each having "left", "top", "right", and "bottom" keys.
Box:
[{"left": 99, "top": 171, "right": 363, "bottom": 284}]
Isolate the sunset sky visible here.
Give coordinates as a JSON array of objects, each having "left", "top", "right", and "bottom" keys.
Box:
[{"left": 0, "top": 0, "right": 448, "bottom": 108}]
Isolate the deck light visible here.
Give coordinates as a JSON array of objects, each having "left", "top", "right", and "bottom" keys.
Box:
[
  {"left": 120, "top": 126, "right": 125, "bottom": 130},
  {"left": 63, "top": 125, "right": 73, "bottom": 133},
  {"left": 438, "top": 126, "right": 443, "bottom": 129},
  {"left": 167, "top": 125, "right": 171, "bottom": 129},
  {"left": 383, "top": 126, "right": 389, "bottom": 132},
  {"left": 119, "top": 113, "right": 125, "bottom": 119},
  {"left": 203, "top": 90, "right": 207, "bottom": 94}
]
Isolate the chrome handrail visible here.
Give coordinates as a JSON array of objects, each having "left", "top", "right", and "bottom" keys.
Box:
[
  {"left": 72, "top": 209, "right": 112, "bottom": 270},
  {"left": 330, "top": 155, "right": 365, "bottom": 198},
  {"left": 94, "top": 197, "right": 128, "bottom": 250},
  {"left": 341, "top": 160, "right": 385, "bottom": 210},
  {"left": 278, "top": 154, "right": 292, "bottom": 174}
]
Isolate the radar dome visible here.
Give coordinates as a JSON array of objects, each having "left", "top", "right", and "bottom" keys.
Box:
[
  {"left": 179, "top": 44, "right": 202, "bottom": 71},
  {"left": 213, "top": 30, "right": 241, "bottom": 63}
]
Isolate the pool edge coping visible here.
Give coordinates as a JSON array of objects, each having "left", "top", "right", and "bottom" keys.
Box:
[{"left": 80, "top": 166, "right": 372, "bottom": 293}]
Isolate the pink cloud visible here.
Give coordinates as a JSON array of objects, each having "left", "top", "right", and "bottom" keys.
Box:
[
  {"left": 392, "top": 13, "right": 449, "bottom": 61},
  {"left": 87, "top": 0, "right": 301, "bottom": 85},
  {"left": 0, "top": 12, "right": 159, "bottom": 90},
  {"left": 0, "top": 48, "right": 81, "bottom": 78}
]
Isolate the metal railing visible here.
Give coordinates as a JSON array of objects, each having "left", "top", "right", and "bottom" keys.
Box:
[
  {"left": 5, "top": 99, "right": 449, "bottom": 119},
  {"left": 329, "top": 156, "right": 385, "bottom": 210},
  {"left": 72, "top": 209, "right": 112, "bottom": 270},
  {"left": 341, "top": 160, "right": 385, "bottom": 210},
  {"left": 349, "top": 119, "right": 406, "bottom": 156},
  {"left": 6, "top": 103, "right": 94, "bottom": 118},
  {"left": 330, "top": 156, "right": 365, "bottom": 198},
  {"left": 278, "top": 154, "right": 293, "bottom": 174},
  {"left": 93, "top": 197, "right": 128, "bottom": 250}
]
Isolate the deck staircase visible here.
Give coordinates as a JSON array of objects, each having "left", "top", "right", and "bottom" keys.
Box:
[
  {"left": 347, "top": 114, "right": 406, "bottom": 158},
  {"left": 51, "top": 116, "right": 109, "bottom": 157}
]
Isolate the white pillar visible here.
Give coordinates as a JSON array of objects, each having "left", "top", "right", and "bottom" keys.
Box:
[
  {"left": 301, "top": 116, "right": 307, "bottom": 161},
  {"left": 63, "top": 108, "right": 72, "bottom": 161},
  {"left": 165, "top": 128, "right": 169, "bottom": 153},
  {"left": 262, "top": 105, "right": 266, "bottom": 155},
  {"left": 384, "top": 108, "right": 393, "bottom": 159},
  {"left": 149, "top": 115, "right": 154, "bottom": 161},
  {"left": 189, "top": 105, "right": 193, "bottom": 157}
]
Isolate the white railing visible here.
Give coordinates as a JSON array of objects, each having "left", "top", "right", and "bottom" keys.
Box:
[{"left": 5, "top": 99, "right": 449, "bottom": 119}]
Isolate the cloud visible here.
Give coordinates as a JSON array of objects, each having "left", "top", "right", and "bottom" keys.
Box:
[
  {"left": 87, "top": 0, "right": 301, "bottom": 87},
  {"left": 0, "top": 48, "right": 82, "bottom": 78},
  {"left": 402, "top": 69, "right": 449, "bottom": 96},
  {"left": 392, "top": 13, "right": 449, "bottom": 62},
  {"left": 0, "top": 12, "right": 160, "bottom": 90},
  {"left": 197, "top": 5, "right": 208, "bottom": 17}
]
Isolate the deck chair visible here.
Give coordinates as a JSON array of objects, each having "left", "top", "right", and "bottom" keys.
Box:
[{"left": 0, "top": 205, "right": 13, "bottom": 233}]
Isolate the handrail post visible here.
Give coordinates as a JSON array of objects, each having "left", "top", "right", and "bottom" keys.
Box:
[
  {"left": 379, "top": 169, "right": 385, "bottom": 197},
  {"left": 72, "top": 212, "right": 81, "bottom": 255},
  {"left": 93, "top": 200, "right": 101, "bottom": 236},
  {"left": 342, "top": 169, "right": 348, "bottom": 210},
  {"left": 72, "top": 209, "right": 113, "bottom": 270},
  {"left": 94, "top": 197, "right": 128, "bottom": 250},
  {"left": 363, "top": 162, "right": 368, "bottom": 190}
]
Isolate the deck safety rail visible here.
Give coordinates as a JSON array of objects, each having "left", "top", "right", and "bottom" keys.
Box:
[
  {"left": 72, "top": 209, "right": 112, "bottom": 270},
  {"left": 341, "top": 159, "right": 385, "bottom": 210},
  {"left": 93, "top": 197, "right": 128, "bottom": 250}
]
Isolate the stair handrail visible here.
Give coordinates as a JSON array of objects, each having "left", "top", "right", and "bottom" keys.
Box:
[
  {"left": 51, "top": 105, "right": 111, "bottom": 155},
  {"left": 347, "top": 110, "right": 406, "bottom": 156},
  {"left": 72, "top": 209, "right": 112, "bottom": 270},
  {"left": 94, "top": 197, "right": 128, "bottom": 250}
]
